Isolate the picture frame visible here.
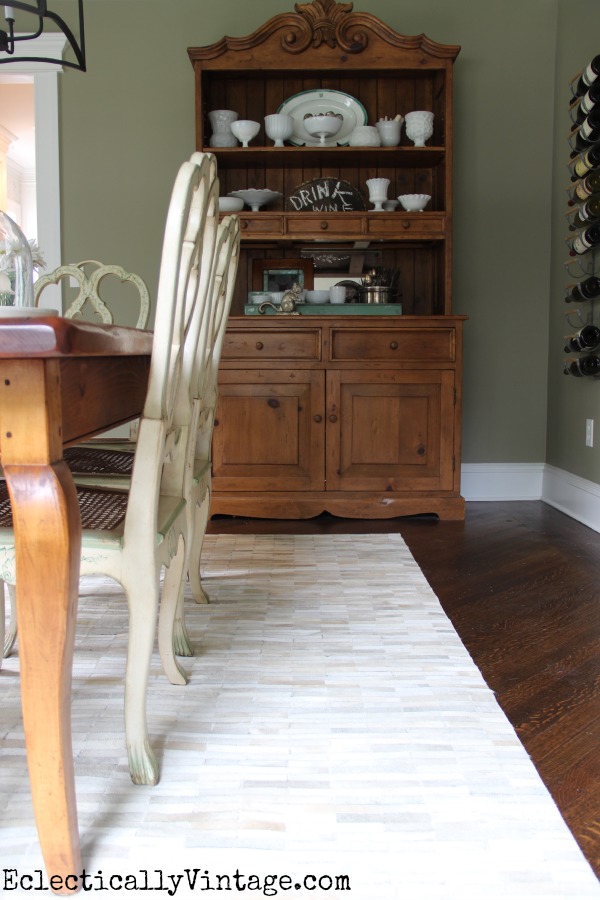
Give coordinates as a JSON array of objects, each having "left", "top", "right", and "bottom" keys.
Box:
[{"left": 252, "top": 258, "right": 314, "bottom": 293}]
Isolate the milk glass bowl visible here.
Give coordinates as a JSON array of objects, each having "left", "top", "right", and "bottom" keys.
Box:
[
  {"left": 230, "top": 119, "right": 260, "bottom": 147},
  {"left": 398, "top": 193, "right": 431, "bottom": 212},
  {"left": 218, "top": 196, "right": 244, "bottom": 212},
  {"left": 264, "top": 113, "right": 294, "bottom": 147}
]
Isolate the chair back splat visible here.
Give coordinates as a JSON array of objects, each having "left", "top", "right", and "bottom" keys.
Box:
[{"left": 35, "top": 259, "right": 151, "bottom": 328}]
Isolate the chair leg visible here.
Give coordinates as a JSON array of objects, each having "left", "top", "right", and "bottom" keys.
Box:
[
  {"left": 3, "top": 582, "right": 17, "bottom": 658},
  {"left": 171, "top": 583, "right": 195, "bottom": 660},
  {"left": 122, "top": 567, "right": 160, "bottom": 786},
  {"left": 188, "top": 485, "right": 211, "bottom": 605},
  {"left": 158, "top": 536, "right": 190, "bottom": 685}
]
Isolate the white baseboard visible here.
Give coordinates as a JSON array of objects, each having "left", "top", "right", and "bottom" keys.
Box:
[
  {"left": 542, "top": 464, "right": 600, "bottom": 533},
  {"left": 460, "top": 462, "right": 600, "bottom": 534},
  {"left": 460, "top": 463, "right": 545, "bottom": 501}
]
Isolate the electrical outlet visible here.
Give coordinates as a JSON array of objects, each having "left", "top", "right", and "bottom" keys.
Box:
[{"left": 586, "top": 418, "right": 594, "bottom": 447}]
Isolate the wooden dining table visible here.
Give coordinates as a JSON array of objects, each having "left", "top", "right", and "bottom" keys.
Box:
[{"left": 0, "top": 314, "right": 153, "bottom": 893}]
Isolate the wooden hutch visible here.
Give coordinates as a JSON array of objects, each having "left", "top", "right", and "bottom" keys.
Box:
[{"left": 188, "top": 0, "right": 465, "bottom": 519}]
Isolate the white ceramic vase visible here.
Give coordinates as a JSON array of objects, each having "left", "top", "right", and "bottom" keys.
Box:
[
  {"left": 404, "top": 111, "right": 434, "bottom": 147},
  {"left": 366, "top": 177, "right": 390, "bottom": 212},
  {"left": 208, "top": 109, "right": 239, "bottom": 147}
]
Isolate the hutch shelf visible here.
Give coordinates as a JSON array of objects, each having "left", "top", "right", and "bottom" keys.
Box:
[{"left": 188, "top": 0, "right": 465, "bottom": 519}]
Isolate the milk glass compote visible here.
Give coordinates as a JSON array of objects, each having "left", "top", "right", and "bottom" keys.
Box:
[
  {"left": 303, "top": 114, "right": 343, "bottom": 145},
  {"left": 265, "top": 113, "right": 294, "bottom": 147},
  {"left": 230, "top": 119, "right": 261, "bottom": 148}
]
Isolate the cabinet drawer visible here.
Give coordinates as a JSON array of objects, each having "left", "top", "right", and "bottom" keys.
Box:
[
  {"left": 238, "top": 216, "right": 284, "bottom": 238},
  {"left": 367, "top": 213, "right": 445, "bottom": 238},
  {"left": 286, "top": 215, "right": 364, "bottom": 238},
  {"left": 330, "top": 328, "right": 456, "bottom": 363},
  {"left": 223, "top": 329, "right": 321, "bottom": 360}
]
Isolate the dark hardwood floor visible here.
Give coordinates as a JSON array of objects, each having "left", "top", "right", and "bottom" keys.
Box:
[{"left": 208, "top": 501, "right": 600, "bottom": 880}]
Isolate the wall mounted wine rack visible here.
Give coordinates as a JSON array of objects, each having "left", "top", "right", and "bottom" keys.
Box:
[{"left": 564, "top": 55, "right": 600, "bottom": 378}]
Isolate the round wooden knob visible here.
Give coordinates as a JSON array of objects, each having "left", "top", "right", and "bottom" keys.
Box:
[
  {"left": 320, "top": 221, "right": 329, "bottom": 230},
  {"left": 390, "top": 341, "right": 398, "bottom": 350},
  {"left": 240, "top": 219, "right": 248, "bottom": 229},
  {"left": 329, "top": 414, "right": 338, "bottom": 423},
  {"left": 255, "top": 341, "right": 264, "bottom": 350},
  {"left": 402, "top": 220, "right": 411, "bottom": 229},
  {"left": 314, "top": 414, "right": 322, "bottom": 423}
]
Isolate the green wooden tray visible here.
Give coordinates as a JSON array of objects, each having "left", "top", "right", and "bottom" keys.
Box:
[{"left": 244, "top": 303, "right": 403, "bottom": 316}]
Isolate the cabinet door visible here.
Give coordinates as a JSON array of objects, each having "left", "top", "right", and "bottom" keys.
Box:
[
  {"left": 326, "top": 369, "right": 456, "bottom": 492},
  {"left": 213, "top": 370, "right": 325, "bottom": 491}
]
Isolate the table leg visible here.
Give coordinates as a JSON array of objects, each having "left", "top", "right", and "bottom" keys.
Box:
[{"left": 1, "top": 360, "right": 82, "bottom": 892}]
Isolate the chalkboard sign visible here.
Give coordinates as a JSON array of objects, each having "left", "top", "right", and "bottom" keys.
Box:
[{"left": 286, "top": 178, "right": 366, "bottom": 212}]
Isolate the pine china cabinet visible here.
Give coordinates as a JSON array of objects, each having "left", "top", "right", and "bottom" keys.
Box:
[{"left": 188, "top": 0, "right": 465, "bottom": 519}]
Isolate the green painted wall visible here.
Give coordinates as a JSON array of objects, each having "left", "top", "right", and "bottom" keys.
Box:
[
  {"left": 53, "top": 0, "right": 565, "bottom": 468},
  {"left": 547, "top": 0, "right": 600, "bottom": 482}
]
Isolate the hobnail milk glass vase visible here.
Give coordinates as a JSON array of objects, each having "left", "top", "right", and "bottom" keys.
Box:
[
  {"left": 0, "top": 210, "right": 34, "bottom": 307},
  {"left": 404, "top": 111, "right": 434, "bottom": 147}
]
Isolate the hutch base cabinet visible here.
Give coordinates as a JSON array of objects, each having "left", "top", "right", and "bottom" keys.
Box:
[
  {"left": 211, "top": 316, "right": 465, "bottom": 520},
  {"left": 189, "top": 0, "right": 465, "bottom": 520}
]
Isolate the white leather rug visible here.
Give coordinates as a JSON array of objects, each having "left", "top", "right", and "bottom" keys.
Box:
[{"left": 1, "top": 533, "right": 599, "bottom": 898}]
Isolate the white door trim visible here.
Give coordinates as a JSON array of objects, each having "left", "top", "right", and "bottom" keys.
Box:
[{"left": 1, "top": 34, "right": 66, "bottom": 309}]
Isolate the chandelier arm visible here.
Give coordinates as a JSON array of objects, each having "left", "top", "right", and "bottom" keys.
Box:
[{"left": 0, "top": 0, "right": 86, "bottom": 71}]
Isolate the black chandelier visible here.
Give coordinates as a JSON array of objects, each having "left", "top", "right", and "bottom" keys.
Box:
[{"left": 0, "top": 1, "right": 86, "bottom": 71}]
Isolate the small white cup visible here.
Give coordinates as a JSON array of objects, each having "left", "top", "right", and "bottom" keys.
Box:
[{"left": 329, "top": 285, "right": 346, "bottom": 304}]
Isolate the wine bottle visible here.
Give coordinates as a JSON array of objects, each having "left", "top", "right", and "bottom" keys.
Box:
[
  {"left": 564, "top": 324, "right": 600, "bottom": 352},
  {"left": 569, "top": 108, "right": 600, "bottom": 154},
  {"left": 565, "top": 275, "right": 600, "bottom": 302},
  {"left": 570, "top": 82, "right": 600, "bottom": 126},
  {"left": 567, "top": 221, "right": 600, "bottom": 255},
  {"left": 570, "top": 55, "right": 600, "bottom": 98},
  {"left": 564, "top": 354, "right": 600, "bottom": 376},
  {"left": 567, "top": 193, "right": 600, "bottom": 229},
  {"left": 567, "top": 171, "right": 600, "bottom": 203},
  {"left": 569, "top": 143, "right": 600, "bottom": 180}
]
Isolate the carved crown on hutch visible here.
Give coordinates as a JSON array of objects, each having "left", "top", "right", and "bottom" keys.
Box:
[{"left": 188, "top": 0, "right": 460, "bottom": 67}]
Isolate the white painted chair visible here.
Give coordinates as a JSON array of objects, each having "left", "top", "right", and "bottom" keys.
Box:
[
  {"left": 0, "top": 152, "right": 219, "bottom": 786},
  {"left": 3, "top": 262, "right": 151, "bottom": 658},
  {"left": 160, "top": 213, "right": 240, "bottom": 663},
  {"left": 44, "top": 198, "right": 240, "bottom": 675}
]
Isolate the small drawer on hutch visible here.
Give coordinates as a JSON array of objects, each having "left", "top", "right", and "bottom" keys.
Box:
[
  {"left": 367, "top": 213, "right": 445, "bottom": 238},
  {"left": 330, "top": 328, "right": 456, "bottom": 363},
  {"left": 223, "top": 329, "right": 321, "bottom": 360},
  {"left": 286, "top": 214, "right": 365, "bottom": 238},
  {"left": 238, "top": 216, "right": 284, "bottom": 238}
]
